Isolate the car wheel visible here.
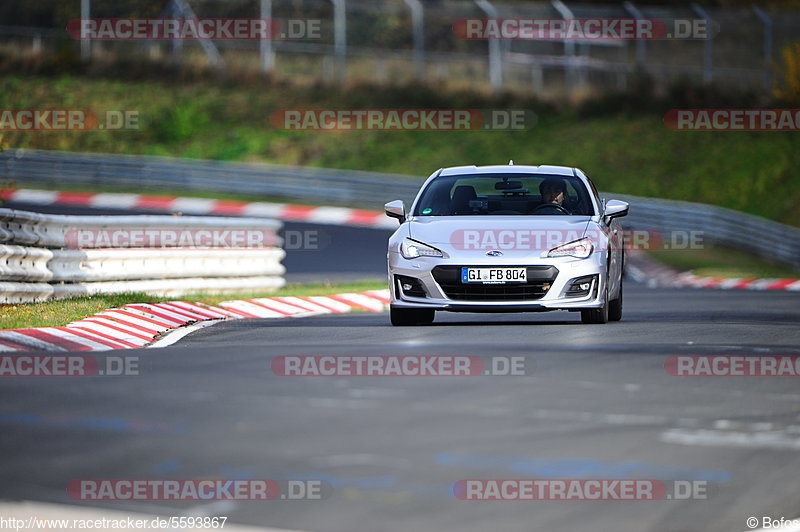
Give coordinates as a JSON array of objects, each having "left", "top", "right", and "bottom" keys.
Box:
[
  {"left": 608, "top": 282, "right": 623, "bottom": 322},
  {"left": 581, "top": 286, "right": 609, "bottom": 324},
  {"left": 390, "top": 307, "right": 435, "bottom": 326}
]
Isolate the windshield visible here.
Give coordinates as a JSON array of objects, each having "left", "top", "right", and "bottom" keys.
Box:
[{"left": 413, "top": 174, "right": 595, "bottom": 216}]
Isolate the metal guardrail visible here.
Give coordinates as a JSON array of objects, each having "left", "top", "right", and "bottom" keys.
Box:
[
  {"left": 0, "top": 205, "right": 286, "bottom": 303},
  {"left": 0, "top": 207, "right": 283, "bottom": 248},
  {"left": 2, "top": 149, "right": 799, "bottom": 271},
  {"left": 0, "top": 246, "right": 285, "bottom": 282},
  {"left": 613, "top": 193, "right": 800, "bottom": 270},
  {"left": 0, "top": 149, "right": 420, "bottom": 207}
]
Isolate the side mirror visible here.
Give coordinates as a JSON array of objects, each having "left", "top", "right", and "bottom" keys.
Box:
[
  {"left": 384, "top": 200, "right": 406, "bottom": 224},
  {"left": 604, "top": 199, "right": 629, "bottom": 219}
]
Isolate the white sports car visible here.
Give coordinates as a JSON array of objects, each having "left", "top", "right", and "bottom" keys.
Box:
[{"left": 385, "top": 163, "right": 629, "bottom": 325}]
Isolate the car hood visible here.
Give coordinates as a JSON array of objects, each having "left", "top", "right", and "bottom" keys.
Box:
[{"left": 408, "top": 216, "right": 595, "bottom": 253}]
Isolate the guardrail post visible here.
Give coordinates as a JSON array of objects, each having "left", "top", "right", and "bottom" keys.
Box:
[
  {"left": 330, "top": 0, "right": 347, "bottom": 83},
  {"left": 691, "top": 3, "right": 713, "bottom": 84},
  {"left": 475, "top": 0, "right": 502, "bottom": 91},
  {"left": 80, "top": 0, "right": 90, "bottom": 61},
  {"left": 403, "top": 0, "right": 425, "bottom": 80},
  {"left": 752, "top": 6, "right": 773, "bottom": 91},
  {"left": 260, "top": 0, "right": 275, "bottom": 73}
]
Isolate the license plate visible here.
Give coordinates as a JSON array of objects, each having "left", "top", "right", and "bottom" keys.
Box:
[{"left": 461, "top": 267, "right": 527, "bottom": 284}]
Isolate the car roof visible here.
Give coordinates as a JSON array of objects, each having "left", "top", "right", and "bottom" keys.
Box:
[{"left": 438, "top": 164, "right": 576, "bottom": 177}]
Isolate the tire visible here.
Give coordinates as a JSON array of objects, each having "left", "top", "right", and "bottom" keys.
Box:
[
  {"left": 608, "top": 281, "right": 623, "bottom": 322},
  {"left": 390, "top": 307, "right": 435, "bottom": 326},
  {"left": 581, "top": 285, "right": 609, "bottom": 324}
]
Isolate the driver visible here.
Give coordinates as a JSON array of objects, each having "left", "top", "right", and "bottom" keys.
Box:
[
  {"left": 535, "top": 178, "right": 572, "bottom": 214},
  {"left": 539, "top": 178, "right": 567, "bottom": 206}
]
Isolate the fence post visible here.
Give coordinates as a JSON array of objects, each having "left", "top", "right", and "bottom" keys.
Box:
[
  {"left": 691, "top": 3, "right": 713, "bottom": 84},
  {"left": 260, "top": 0, "right": 275, "bottom": 73},
  {"left": 475, "top": 0, "right": 502, "bottom": 90},
  {"left": 531, "top": 64, "right": 544, "bottom": 93},
  {"left": 617, "top": 44, "right": 628, "bottom": 90},
  {"left": 623, "top": 1, "right": 647, "bottom": 69},
  {"left": 403, "top": 0, "right": 425, "bottom": 80},
  {"left": 80, "top": 0, "right": 91, "bottom": 61},
  {"left": 752, "top": 6, "right": 773, "bottom": 91},
  {"left": 330, "top": 0, "right": 347, "bottom": 83},
  {"left": 163, "top": 0, "right": 183, "bottom": 65},
  {"left": 552, "top": 0, "right": 577, "bottom": 96},
  {"left": 173, "top": 0, "right": 222, "bottom": 69}
]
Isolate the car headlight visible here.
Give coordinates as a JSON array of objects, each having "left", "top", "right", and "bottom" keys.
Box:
[
  {"left": 400, "top": 238, "right": 444, "bottom": 259},
  {"left": 547, "top": 237, "right": 594, "bottom": 259}
]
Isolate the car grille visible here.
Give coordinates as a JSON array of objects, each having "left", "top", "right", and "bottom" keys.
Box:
[{"left": 432, "top": 266, "right": 558, "bottom": 301}]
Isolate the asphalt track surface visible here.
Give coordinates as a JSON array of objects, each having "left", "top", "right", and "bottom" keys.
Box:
[{"left": 2, "top": 201, "right": 800, "bottom": 532}]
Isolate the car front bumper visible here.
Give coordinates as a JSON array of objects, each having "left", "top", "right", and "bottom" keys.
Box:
[{"left": 388, "top": 251, "right": 608, "bottom": 312}]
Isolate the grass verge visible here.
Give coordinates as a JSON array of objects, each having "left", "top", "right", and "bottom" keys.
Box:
[{"left": 0, "top": 280, "right": 388, "bottom": 330}]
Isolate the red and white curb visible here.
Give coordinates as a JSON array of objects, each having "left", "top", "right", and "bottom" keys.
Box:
[
  {"left": 626, "top": 251, "right": 800, "bottom": 292},
  {"left": 673, "top": 273, "right": 800, "bottom": 291},
  {"left": 624, "top": 250, "right": 683, "bottom": 288},
  {"left": 0, "top": 188, "right": 396, "bottom": 229},
  {"left": 0, "top": 289, "right": 390, "bottom": 352}
]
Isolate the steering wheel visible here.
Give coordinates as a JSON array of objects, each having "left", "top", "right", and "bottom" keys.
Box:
[{"left": 531, "top": 203, "right": 571, "bottom": 215}]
